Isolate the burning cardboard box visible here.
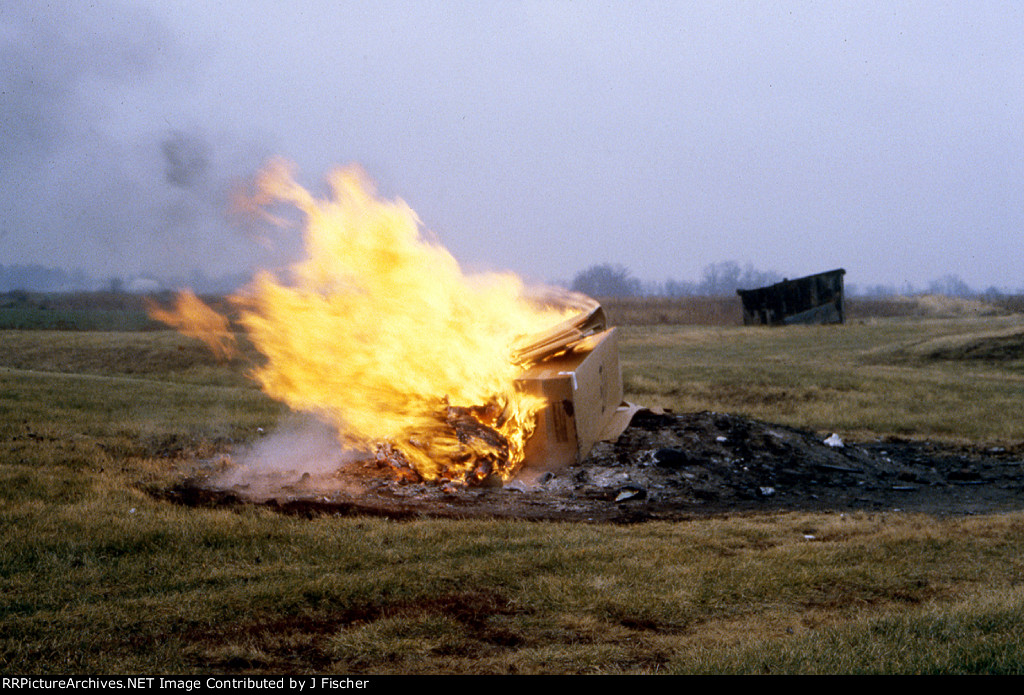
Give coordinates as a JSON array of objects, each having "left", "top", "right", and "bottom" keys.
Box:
[
  {"left": 148, "top": 163, "right": 635, "bottom": 485},
  {"left": 513, "top": 303, "right": 633, "bottom": 471}
]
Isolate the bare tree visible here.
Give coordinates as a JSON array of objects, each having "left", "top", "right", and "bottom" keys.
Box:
[
  {"left": 928, "top": 274, "right": 973, "bottom": 297},
  {"left": 571, "top": 264, "right": 642, "bottom": 297}
]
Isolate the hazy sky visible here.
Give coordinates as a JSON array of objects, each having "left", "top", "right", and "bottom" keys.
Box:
[{"left": 3, "top": 1, "right": 1023, "bottom": 290}]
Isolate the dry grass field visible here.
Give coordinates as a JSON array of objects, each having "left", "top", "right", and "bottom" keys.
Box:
[{"left": 2, "top": 294, "right": 1024, "bottom": 674}]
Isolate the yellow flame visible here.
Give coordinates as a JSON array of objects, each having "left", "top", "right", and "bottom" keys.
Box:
[
  {"left": 145, "top": 290, "right": 237, "bottom": 361},
  {"left": 152, "top": 161, "right": 578, "bottom": 484}
]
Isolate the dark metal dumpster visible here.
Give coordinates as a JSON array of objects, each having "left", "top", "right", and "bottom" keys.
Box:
[{"left": 736, "top": 268, "right": 846, "bottom": 326}]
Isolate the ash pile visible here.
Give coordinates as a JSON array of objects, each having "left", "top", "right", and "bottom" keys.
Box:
[
  {"left": 162, "top": 408, "right": 1024, "bottom": 522},
  {"left": 573, "top": 409, "right": 1024, "bottom": 519}
]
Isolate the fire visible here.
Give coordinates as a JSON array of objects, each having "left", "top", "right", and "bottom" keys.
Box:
[
  {"left": 145, "top": 290, "right": 237, "bottom": 362},
  {"left": 152, "top": 161, "right": 584, "bottom": 484}
]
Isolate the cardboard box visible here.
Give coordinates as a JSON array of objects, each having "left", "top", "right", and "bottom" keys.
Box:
[{"left": 515, "top": 327, "right": 624, "bottom": 470}]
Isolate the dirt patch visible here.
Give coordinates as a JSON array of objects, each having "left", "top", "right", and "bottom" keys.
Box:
[{"left": 159, "top": 410, "right": 1024, "bottom": 522}]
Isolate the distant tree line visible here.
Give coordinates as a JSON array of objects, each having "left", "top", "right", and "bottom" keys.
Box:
[
  {"left": 847, "top": 274, "right": 1011, "bottom": 300},
  {"left": 0, "top": 264, "right": 248, "bottom": 295},
  {"left": 570, "top": 262, "right": 1021, "bottom": 299},
  {"left": 1, "top": 260, "right": 1018, "bottom": 301},
  {"left": 571, "top": 261, "right": 783, "bottom": 297},
  {"left": 0, "top": 264, "right": 91, "bottom": 292}
]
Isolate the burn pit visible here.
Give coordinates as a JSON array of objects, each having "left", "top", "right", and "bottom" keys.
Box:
[
  {"left": 146, "top": 163, "right": 1024, "bottom": 519},
  {"left": 147, "top": 163, "right": 619, "bottom": 488},
  {"left": 371, "top": 402, "right": 516, "bottom": 486},
  {"left": 159, "top": 409, "right": 1024, "bottom": 522}
]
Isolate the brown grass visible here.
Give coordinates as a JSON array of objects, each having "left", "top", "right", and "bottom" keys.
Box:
[
  {"left": 597, "top": 294, "right": 1019, "bottom": 326},
  {"left": 597, "top": 296, "right": 744, "bottom": 326}
]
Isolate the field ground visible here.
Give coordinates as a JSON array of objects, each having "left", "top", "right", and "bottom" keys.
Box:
[{"left": 2, "top": 296, "right": 1024, "bottom": 674}]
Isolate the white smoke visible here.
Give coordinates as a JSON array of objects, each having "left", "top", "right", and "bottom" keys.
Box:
[{"left": 209, "top": 416, "right": 367, "bottom": 500}]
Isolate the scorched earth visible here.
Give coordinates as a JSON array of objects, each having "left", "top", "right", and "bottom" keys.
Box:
[{"left": 163, "top": 409, "right": 1024, "bottom": 522}]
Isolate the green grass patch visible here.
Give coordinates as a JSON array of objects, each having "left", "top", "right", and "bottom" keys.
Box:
[
  {"left": 3, "top": 318, "right": 1024, "bottom": 673},
  {"left": 0, "top": 307, "right": 157, "bottom": 331},
  {"left": 0, "top": 291, "right": 165, "bottom": 331},
  {"left": 619, "top": 317, "right": 1024, "bottom": 445}
]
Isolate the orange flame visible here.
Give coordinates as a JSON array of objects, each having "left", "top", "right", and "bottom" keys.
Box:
[
  {"left": 145, "top": 290, "right": 237, "bottom": 362},
  {"left": 152, "top": 162, "right": 579, "bottom": 484}
]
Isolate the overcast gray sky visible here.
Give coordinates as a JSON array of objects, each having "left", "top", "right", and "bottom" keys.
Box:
[{"left": 2, "top": 1, "right": 1022, "bottom": 290}]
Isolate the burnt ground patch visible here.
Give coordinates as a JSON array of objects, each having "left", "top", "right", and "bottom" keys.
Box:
[{"left": 158, "top": 410, "right": 1024, "bottom": 522}]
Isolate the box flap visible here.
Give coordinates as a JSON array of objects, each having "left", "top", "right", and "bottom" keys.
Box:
[
  {"left": 512, "top": 303, "right": 607, "bottom": 366},
  {"left": 597, "top": 402, "right": 644, "bottom": 443}
]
